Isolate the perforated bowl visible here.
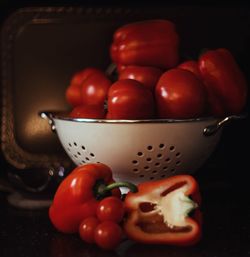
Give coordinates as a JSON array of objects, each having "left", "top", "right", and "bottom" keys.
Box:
[{"left": 41, "top": 112, "right": 244, "bottom": 185}]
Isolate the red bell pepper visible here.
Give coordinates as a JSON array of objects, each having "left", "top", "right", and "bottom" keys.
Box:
[
  {"left": 107, "top": 79, "right": 155, "bottom": 119},
  {"left": 66, "top": 68, "right": 111, "bottom": 107},
  {"left": 118, "top": 65, "right": 163, "bottom": 92},
  {"left": 49, "top": 163, "right": 121, "bottom": 233},
  {"left": 110, "top": 20, "right": 179, "bottom": 69},
  {"left": 198, "top": 48, "right": 248, "bottom": 116},
  {"left": 123, "top": 175, "right": 202, "bottom": 246},
  {"left": 178, "top": 60, "right": 203, "bottom": 81}
]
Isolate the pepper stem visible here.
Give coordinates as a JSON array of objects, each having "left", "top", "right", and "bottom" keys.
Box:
[{"left": 97, "top": 181, "right": 138, "bottom": 199}]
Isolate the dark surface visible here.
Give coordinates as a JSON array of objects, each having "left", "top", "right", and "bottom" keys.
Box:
[{"left": 1, "top": 167, "right": 250, "bottom": 257}]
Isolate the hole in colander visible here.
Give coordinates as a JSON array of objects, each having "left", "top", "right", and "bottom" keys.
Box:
[
  {"left": 67, "top": 148, "right": 71, "bottom": 152},
  {"left": 170, "top": 146, "right": 175, "bottom": 151},
  {"left": 133, "top": 168, "right": 139, "bottom": 173},
  {"left": 137, "top": 152, "right": 143, "bottom": 157},
  {"left": 176, "top": 160, "right": 181, "bottom": 166},
  {"left": 171, "top": 168, "right": 175, "bottom": 173},
  {"left": 139, "top": 174, "right": 145, "bottom": 178},
  {"left": 163, "top": 166, "right": 168, "bottom": 170},
  {"left": 152, "top": 170, "right": 157, "bottom": 174},
  {"left": 68, "top": 143, "right": 72, "bottom": 147},
  {"left": 146, "top": 158, "right": 152, "bottom": 162},
  {"left": 81, "top": 146, "right": 86, "bottom": 150},
  {"left": 150, "top": 177, "right": 154, "bottom": 180},
  {"left": 147, "top": 145, "right": 153, "bottom": 151},
  {"left": 85, "top": 157, "right": 90, "bottom": 161},
  {"left": 77, "top": 152, "right": 81, "bottom": 156},
  {"left": 176, "top": 152, "right": 181, "bottom": 157},
  {"left": 161, "top": 174, "right": 166, "bottom": 178},
  {"left": 74, "top": 154, "right": 78, "bottom": 158},
  {"left": 155, "top": 162, "right": 160, "bottom": 167},
  {"left": 157, "top": 153, "right": 163, "bottom": 159},
  {"left": 74, "top": 142, "right": 77, "bottom": 146},
  {"left": 159, "top": 143, "right": 165, "bottom": 149},
  {"left": 165, "top": 157, "right": 171, "bottom": 163},
  {"left": 90, "top": 153, "right": 95, "bottom": 157},
  {"left": 82, "top": 160, "right": 86, "bottom": 163},
  {"left": 132, "top": 160, "right": 138, "bottom": 165},
  {"left": 144, "top": 166, "right": 150, "bottom": 170}
]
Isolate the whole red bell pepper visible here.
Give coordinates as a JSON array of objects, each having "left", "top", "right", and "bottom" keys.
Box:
[
  {"left": 198, "top": 48, "right": 248, "bottom": 116},
  {"left": 118, "top": 65, "right": 163, "bottom": 92},
  {"left": 123, "top": 175, "right": 202, "bottom": 246},
  {"left": 107, "top": 79, "right": 155, "bottom": 119},
  {"left": 66, "top": 68, "right": 111, "bottom": 107},
  {"left": 49, "top": 163, "right": 121, "bottom": 233},
  {"left": 178, "top": 60, "right": 203, "bottom": 81},
  {"left": 110, "top": 20, "right": 179, "bottom": 69}
]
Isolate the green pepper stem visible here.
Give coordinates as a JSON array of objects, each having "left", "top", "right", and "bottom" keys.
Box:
[
  {"left": 97, "top": 181, "right": 138, "bottom": 198},
  {"left": 105, "top": 182, "right": 138, "bottom": 193}
]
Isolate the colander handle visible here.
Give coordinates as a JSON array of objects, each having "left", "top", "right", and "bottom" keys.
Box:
[
  {"left": 203, "top": 114, "right": 247, "bottom": 136},
  {"left": 39, "top": 111, "right": 56, "bottom": 132}
]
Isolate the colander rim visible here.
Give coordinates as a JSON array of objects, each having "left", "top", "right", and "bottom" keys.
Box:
[{"left": 43, "top": 111, "right": 220, "bottom": 124}]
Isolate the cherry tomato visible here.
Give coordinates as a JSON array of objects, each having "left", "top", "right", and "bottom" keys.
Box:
[
  {"left": 96, "top": 196, "right": 125, "bottom": 223},
  {"left": 79, "top": 217, "right": 100, "bottom": 244},
  {"left": 66, "top": 68, "right": 101, "bottom": 106},
  {"left": 155, "top": 68, "right": 207, "bottom": 119},
  {"left": 94, "top": 221, "right": 123, "bottom": 250},
  {"left": 69, "top": 105, "right": 106, "bottom": 119},
  {"left": 119, "top": 65, "right": 163, "bottom": 91},
  {"left": 107, "top": 79, "right": 155, "bottom": 119},
  {"left": 178, "top": 60, "right": 203, "bottom": 80}
]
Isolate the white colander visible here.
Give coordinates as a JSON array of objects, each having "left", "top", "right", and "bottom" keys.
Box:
[{"left": 41, "top": 112, "right": 243, "bottom": 185}]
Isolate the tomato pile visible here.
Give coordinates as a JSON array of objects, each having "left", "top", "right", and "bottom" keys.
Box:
[
  {"left": 66, "top": 19, "right": 247, "bottom": 120},
  {"left": 79, "top": 196, "right": 124, "bottom": 250}
]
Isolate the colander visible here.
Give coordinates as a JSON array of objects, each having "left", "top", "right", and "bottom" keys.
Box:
[{"left": 41, "top": 112, "right": 244, "bottom": 185}]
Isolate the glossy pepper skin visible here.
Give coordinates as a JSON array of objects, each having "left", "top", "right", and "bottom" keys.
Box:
[
  {"left": 49, "top": 163, "right": 120, "bottom": 234},
  {"left": 178, "top": 60, "right": 203, "bottom": 81},
  {"left": 66, "top": 68, "right": 111, "bottom": 107},
  {"left": 123, "top": 175, "right": 202, "bottom": 246},
  {"left": 107, "top": 79, "right": 155, "bottom": 119},
  {"left": 198, "top": 48, "right": 248, "bottom": 116},
  {"left": 118, "top": 65, "right": 163, "bottom": 92},
  {"left": 110, "top": 20, "right": 179, "bottom": 69}
]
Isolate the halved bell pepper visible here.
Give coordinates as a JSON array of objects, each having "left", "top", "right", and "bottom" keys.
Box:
[
  {"left": 49, "top": 163, "right": 120, "bottom": 233},
  {"left": 123, "top": 175, "right": 202, "bottom": 246},
  {"left": 110, "top": 20, "right": 179, "bottom": 69}
]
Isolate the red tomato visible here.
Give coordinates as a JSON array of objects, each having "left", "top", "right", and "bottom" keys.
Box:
[
  {"left": 79, "top": 217, "right": 100, "bottom": 244},
  {"left": 155, "top": 68, "right": 207, "bottom": 119},
  {"left": 94, "top": 221, "right": 123, "bottom": 250},
  {"left": 96, "top": 196, "right": 125, "bottom": 223},
  {"left": 107, "top": 79, "right": 155, "bottom": 119},
  {"left": 119, "top": 65, "right": 163, "bottom": 91},
  {"left": 69, "top": 105, "right": 106, "bottom": 119},
  {"left": 178, "top": 60, "right": 203, "bottom": 80},
  {"left": 66, "top": 68, "right": 102, "bottom": 106},
  {"left": 81, "top": 70, "right": 111, "bottom": 106}
]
